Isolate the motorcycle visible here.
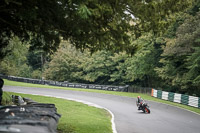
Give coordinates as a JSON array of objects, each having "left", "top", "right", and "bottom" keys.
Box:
[{"left": 137, "top": 100, "right": 150, "bottom": 114}]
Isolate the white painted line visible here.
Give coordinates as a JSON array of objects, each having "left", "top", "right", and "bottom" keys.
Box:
[{"left": 15, "top": 92, "right": 117, "bottom": 133}]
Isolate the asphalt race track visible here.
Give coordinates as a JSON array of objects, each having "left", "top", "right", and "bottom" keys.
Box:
[{"left": 3, "top": 85, "right": 200, "bottom": 133}]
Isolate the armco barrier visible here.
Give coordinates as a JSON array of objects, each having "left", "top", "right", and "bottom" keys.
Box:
[
  {"left": 0, "top": 74, "right": 128, "bottom": 92},
  {"left": 188, "top": 96, "right": 199, "bottom": 108},
  {"left": 152, "top": 89, "right": 200, "bottom": 108},
  {"left": 174, "top": 93, "right": 181, "bottom": 103},
  {"left": 181, "top": 94, "right": 189, "bottom": 105},
  {"left": 199, "top": 98, "right": 200, "bottom": 108},
  {"left": 168, "top": 92, "right": 175, "bottom": 102},
  {"left": 157, "top": 90, "right": 162, "bottom": 99},
  {"left": 161, "top": 91, "right": 168, "bottom": 100}
]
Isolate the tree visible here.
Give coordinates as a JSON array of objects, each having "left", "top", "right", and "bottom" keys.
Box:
[
  {"left": 0, "top": 37, "right": 32, "bottom": 77},
  {"left": 0, "top": 0, "right": 192, "bottom": 59},
  {"left": 44, "top": 41, "right": 83, "bottom": 82},
  {"left": 125, "top": 34, "right": 164, "bottom": 87},
  {"left": 185, "top": 46, "right": 200, "bottom": 96},
  {"left": 109, "top": 52, "right": 129, "bottom": 85},
  {"left": 78, "top": 50, "right": 115, "bottom": 84},
  {"left": 156, "top": 11, "right": 200, "bottom": 95}
]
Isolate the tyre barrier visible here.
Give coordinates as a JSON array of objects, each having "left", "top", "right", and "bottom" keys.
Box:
[
  {"left": 0, "top": 95, "right": 61, "bottom": 133},
  {"left": 0, "top": 74, "right": 128, "bottom": 92},
  {"left": 151, "top": 89, "right": 200, "bottom": 108}
]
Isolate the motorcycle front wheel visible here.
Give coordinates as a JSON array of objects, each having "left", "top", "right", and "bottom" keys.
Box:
[{"left": 145, "top": 107, "right": 150, "bottom": 114}]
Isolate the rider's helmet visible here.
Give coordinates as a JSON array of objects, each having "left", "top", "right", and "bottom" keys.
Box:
[{"left": 137, "top": 96, "right": 141, "bottom": 102}]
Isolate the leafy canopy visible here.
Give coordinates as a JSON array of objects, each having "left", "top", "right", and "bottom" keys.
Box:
[
  {"left": 0, "top": 0, "right": 192, "bottom": 59},
  {"left": 156, "top": 11, "right": 200, "bottom": 95}
]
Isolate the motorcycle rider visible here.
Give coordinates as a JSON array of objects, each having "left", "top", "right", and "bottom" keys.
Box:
[{"left": 136, "top": 96, "right": 144, "bottom": 110}]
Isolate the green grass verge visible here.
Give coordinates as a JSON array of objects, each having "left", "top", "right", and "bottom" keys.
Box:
[
  {"left": 2, "top": 92, "right": 112, "bottom": 133},
  {"left": 3, "top": 79, "right": 200, "bottom": 114},
  {"left": 1, "top": 91, "right": 13, "bottom": 105}
]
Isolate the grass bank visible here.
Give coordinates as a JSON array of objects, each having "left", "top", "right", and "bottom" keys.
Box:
[
  {"left": 3, "top": 79, "right": 200, "bottom": 114},
  {"left": 1, "top": 91, "right": 112, "bottom": 133}
]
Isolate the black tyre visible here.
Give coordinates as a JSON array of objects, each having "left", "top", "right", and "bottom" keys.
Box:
[{"left": 145, "top": 107, "right": 150, "bottom": 113}]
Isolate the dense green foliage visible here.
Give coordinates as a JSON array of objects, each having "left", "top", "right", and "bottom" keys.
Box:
[
  {"left": 156, "top": 10, "right": 200, "bottom": 96},
  {"left": 0, "top": 37, "right": 45, "bottom": 79},
  {"left": 43, "top": 35, "right": 164, "bottom": 87},
  {"left": 44, "top": 1, "right": 200, "bottom": 96},
  {"left": 0, "top": 37, "right": 32, "bottom": 77},
  {"left": 0, "top": 0, "right": 192, "bottom": 59},
  {"left": 1, "top": 0, "right": 200, "bottom": 96}
]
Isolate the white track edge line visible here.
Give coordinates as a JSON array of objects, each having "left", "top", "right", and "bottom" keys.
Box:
[{"left": 15, "top": 92, "right": 117, "bottom": 133}]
